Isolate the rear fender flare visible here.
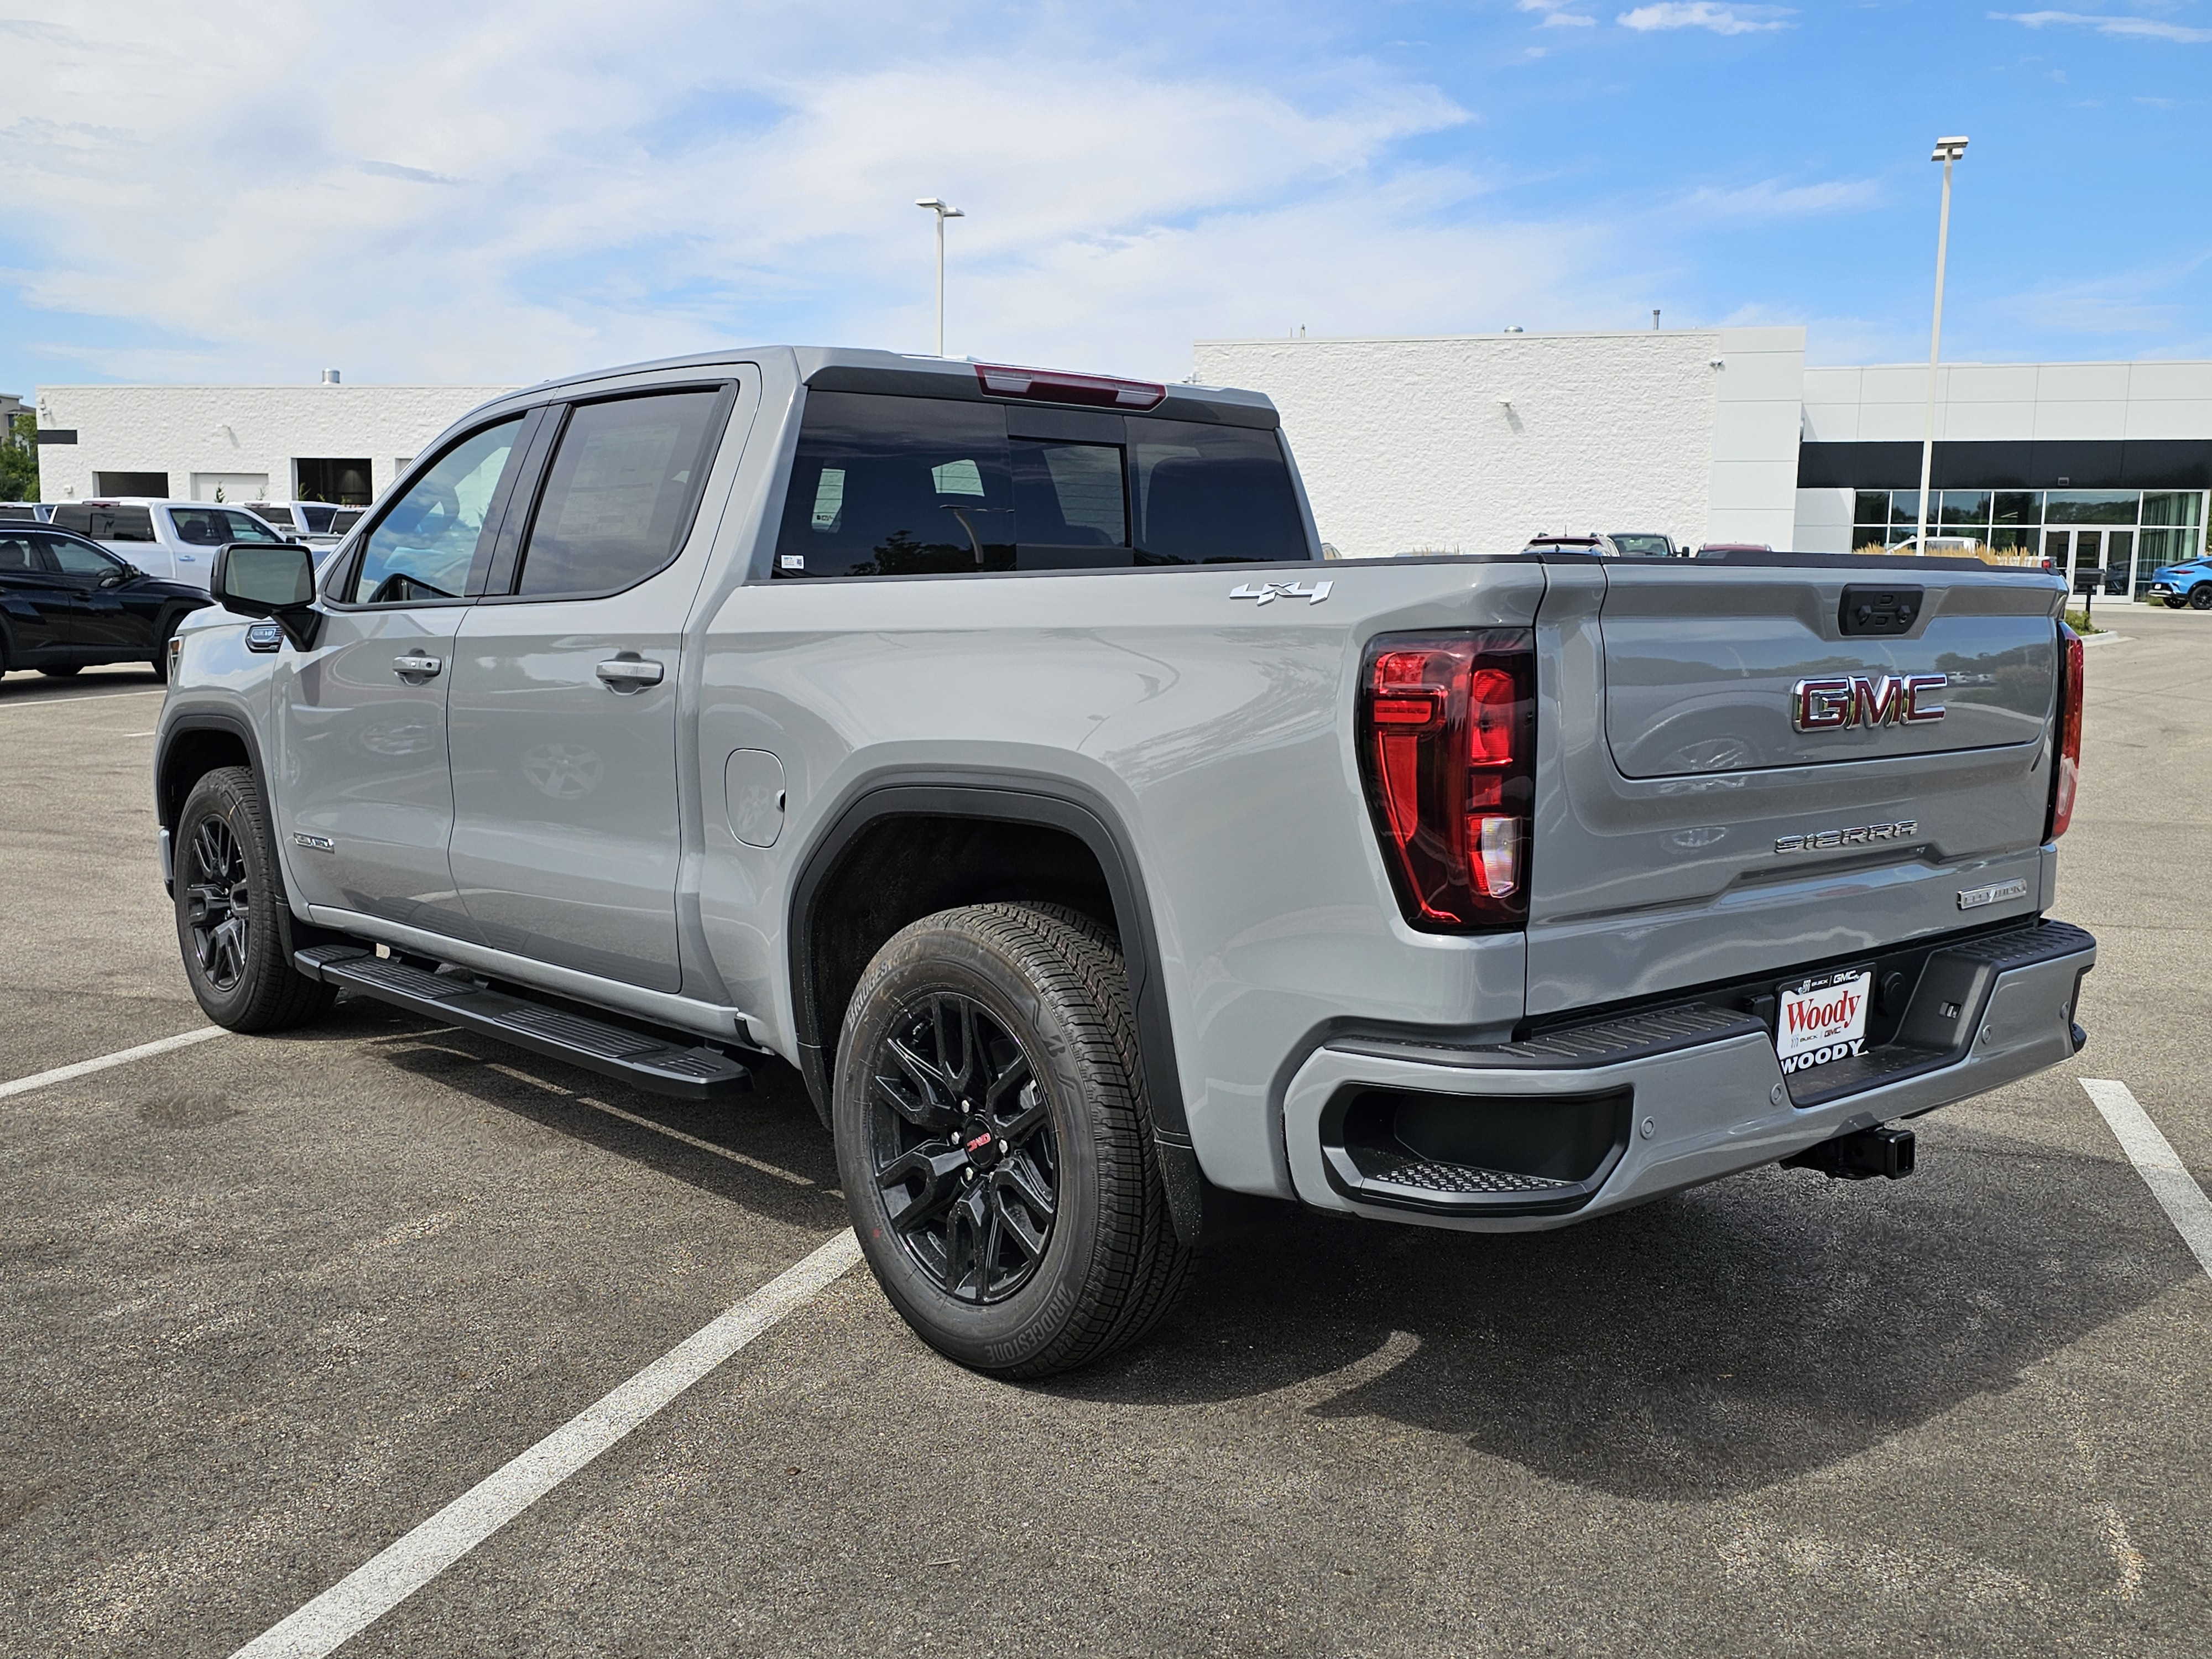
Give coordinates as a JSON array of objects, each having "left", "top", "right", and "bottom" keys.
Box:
[{"left": 786, "top": 773, "right": 1204, "bottom": 1243}]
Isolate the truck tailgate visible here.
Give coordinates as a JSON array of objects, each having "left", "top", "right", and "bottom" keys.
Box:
[{"left": 1526, "top": 556, "right": 2067, "bottom": 1016}]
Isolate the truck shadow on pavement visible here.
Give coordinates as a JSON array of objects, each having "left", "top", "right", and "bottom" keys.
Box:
[
  {"left": 1060, "top": 1141, "right": 2193, "bottom": 1501},
  {"left": 284, "top": 1000, "right": 848, "bottom": 1234}
]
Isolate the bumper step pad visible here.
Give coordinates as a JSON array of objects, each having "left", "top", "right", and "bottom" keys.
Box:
[{"left": 294, "top": 945, "right": 753, "bottom": 1103}]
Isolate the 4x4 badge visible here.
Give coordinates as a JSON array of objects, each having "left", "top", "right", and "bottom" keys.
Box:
[{"left": 1230, "top": 580, "right": 1332, "bottom": 606}]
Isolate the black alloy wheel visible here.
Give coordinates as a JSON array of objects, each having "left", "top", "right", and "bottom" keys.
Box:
[
  {"left": 868, "top": 990, "right": 1059, "bottom": 1305},
  {"left": 185, "top": 815, "right": 252, "bottom": 993},
  {"left": 834, "top": 903, "right": 1193, "bottom": 1378},
  {"left": 171, "top": 766, "right": 336, "bottom": 1031},
  {"left": 2191, "top": 585, "right": 2212, "bottom": 611}
]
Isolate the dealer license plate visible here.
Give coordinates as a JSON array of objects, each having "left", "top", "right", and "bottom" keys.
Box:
[{"left": 1776, "top": 968, "right": 1872, "bottom": 1074}]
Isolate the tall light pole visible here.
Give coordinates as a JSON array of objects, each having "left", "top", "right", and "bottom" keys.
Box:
[
  {"left": 915, "top": 197, "right": 964, "bottom": 357},
  {"left": 1916, "top": 137, "right": 1968, "bottom": 553}
]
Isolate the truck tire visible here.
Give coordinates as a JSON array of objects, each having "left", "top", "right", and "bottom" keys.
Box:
[
  {"left": 834, "top": 902, "right": 1193, "bottom": 1378},
  {"left": 173, "top": 766, "right": 337, "bottom": 1032}
]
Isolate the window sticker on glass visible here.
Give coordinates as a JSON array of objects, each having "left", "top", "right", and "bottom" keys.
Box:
[
  {"left": 931, "top": 459, "right": 984, "bottom": 497},
  {"left": 1776, "top": 968, "right": 1872, "bottom": 1074},
  {"left": 811, "top": 468, "right": 846, "bottom": 530}
]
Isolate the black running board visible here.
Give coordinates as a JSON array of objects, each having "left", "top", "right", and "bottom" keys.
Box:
[{"left": 295, "top": 945, "right": 753, "bottom": 1103}]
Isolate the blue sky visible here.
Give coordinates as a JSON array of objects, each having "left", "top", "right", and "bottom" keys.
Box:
[{"left": 1, "top": 1, "right": 2206, "bottom": 394}]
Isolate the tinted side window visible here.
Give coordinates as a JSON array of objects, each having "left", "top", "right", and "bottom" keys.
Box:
[
  {"left": 253, "top": 505, "right": 297, "bottom": 528},
  {"left": 169, "top": 509, "right": 233, "bottom": 546},
  {"left": 0, "top": 534, "right": 46, "bottom": 573},
  {"left": 301, "top": 505, "right": 337, "bottom": 533},
  {"left": 775, "top": 392, "right": 1012, "bottom": 577},
  {"left": 44, "top": 535, "right": 122, "bottom": 577},
  {"left": 1128, "top": 418, "right": 1309, "bottom": 565},
  {"left": 221, "top": 509, "right": 281, "bottom": 542},
  {"left": 331, "top": 509, "right": 363, "bottom": 534},
  {"left": 351, "top": 418, "right": 525, "bottom": 604},
  {"left": 514, "top": 390, "right": 723, "bottom": 599}
]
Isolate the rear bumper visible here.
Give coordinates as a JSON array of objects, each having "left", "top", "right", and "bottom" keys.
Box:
[{"left": 1283, "top": 919, "right": 2095, "bottom": 1232}]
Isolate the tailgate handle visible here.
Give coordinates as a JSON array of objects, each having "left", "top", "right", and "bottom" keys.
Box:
[{"left": 1839, "top": 585, "right": 1922, "bottom": 637}]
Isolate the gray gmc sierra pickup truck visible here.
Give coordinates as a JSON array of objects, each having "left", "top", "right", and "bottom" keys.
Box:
[{"left": 154, "top": 346, "right": 2095, "bottom": 1377}]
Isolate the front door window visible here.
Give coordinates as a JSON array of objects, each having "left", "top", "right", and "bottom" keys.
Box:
[{"left": 348, "top": 419, "right": 525, "bottom": 605}]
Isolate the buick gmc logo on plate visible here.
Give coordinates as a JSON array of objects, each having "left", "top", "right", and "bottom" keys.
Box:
[
  {"left": 1777, "top": 968, "right": 1872, "bottom": 1074},
  {"left": 1791, "top": 672, "right": 1947, "bottom": 732}
]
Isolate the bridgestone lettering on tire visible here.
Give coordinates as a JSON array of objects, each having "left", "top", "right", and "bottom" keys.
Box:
[
  {"left": 173, "top": 766, "right": 336, "bottom": 1032},
  {"left": 834, "top": 902, "right": 1193, "bottom": 1379}
]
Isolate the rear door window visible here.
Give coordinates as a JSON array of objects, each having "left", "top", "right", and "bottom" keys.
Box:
[
  {"left": 512, "top": 390, "right": 724, "bottom": 599},
  {"left": 776, "top": 392, "right": 1013, "bottom": 577},
  {"left": 0, "top": 533, "right": 49, "bottom": 574}
]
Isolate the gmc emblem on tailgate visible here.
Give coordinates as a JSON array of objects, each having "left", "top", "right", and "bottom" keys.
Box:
[{"left": 1791, "top": 673, "right": 1947, "bottom": 732}]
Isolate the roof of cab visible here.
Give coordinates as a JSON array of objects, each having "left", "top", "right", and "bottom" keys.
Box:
[{"left": 487, "top": 345, "right": 1279, "bottom": 431}]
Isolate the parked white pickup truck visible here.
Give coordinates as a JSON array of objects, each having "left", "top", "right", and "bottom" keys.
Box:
[
  {"left": 154, "top": 346, "right": 2095, "bottom": 1376},
  {"left": 48, "top": 499, "right": 288, "bottom": 588}
]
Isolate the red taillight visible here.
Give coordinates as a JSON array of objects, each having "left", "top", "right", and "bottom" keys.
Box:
[
  {"left": 974, "top": 363, "right": 1167, "bottom": 410},
  {"left": 1357, "top": 630, "right": 1536, "bottom": 930},
  {"left": 2048, "top": 620, "right": 2085, "bottom": 839}
]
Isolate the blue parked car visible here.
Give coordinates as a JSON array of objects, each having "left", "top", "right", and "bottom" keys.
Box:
[{"left": 2146, "top": 558, "right": 2212, "bottom": 610}]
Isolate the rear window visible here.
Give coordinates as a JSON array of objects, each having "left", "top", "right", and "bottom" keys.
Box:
[
  {"left": 301, "top": 505, "right": 338, "bottom": 533},
  {"left": 330, "top": 509, "right": 363, "bottom": 534},
  {"left": 50, "top": 504, "right": 155, "bottom": 542},
  {"left": 773, "top": 390, "right": 1310, "bottom": 578},
  {"left": 252, "top": 505, "right": 297, "bottom": 528}
]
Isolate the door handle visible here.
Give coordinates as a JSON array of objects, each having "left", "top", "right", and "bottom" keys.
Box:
[
  {"left": 393, "top": 654, "right": 443, "bottom": 679},
  {"left": 596, "top": 658, "right": 665, "bottom": 691}
]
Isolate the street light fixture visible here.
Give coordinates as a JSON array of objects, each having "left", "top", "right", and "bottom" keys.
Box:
[
  {"left": 915, "top": 197, "right": 965, "bottom": 357},
  {"left": 1915, "top": 136, "right": 1968, "bottom": 555}
]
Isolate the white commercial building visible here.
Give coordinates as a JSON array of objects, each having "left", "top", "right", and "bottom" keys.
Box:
[
  {"left": 1194, "top": 327, "right": 1806, "bottom": 557},
  {"left": 32, "top": 379, "right": 515, "bottom": 507},
  {"left": 1194, "top": 331, "right": 2211, "bottom": 592}
]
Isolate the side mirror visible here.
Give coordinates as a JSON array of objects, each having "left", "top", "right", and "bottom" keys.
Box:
[{"left": 210, "top": 541, "right": 320, "bottom": 648}]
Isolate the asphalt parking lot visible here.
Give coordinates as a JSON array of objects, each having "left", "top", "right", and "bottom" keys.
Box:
[{"left": 4, "top": 609, "right": 2210, "bottom": 1659}]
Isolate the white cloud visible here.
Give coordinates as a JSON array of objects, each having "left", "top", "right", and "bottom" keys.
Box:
[
  {"left": 1992, "top": 11, "right": 2212, "bottom": 43},
  {"left": 0, "top": 1, "right": 1661, "bottom": 387},
  {"left": 1516, "top": 1, "right": 1599, "bottom": 25},
  {"left": 1617, "top": 3, "right": 1793, "bottom": 34}
]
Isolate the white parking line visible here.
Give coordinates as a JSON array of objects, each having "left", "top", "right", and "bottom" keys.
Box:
[
  {"left": 229, "top": 1227, "right": 864, "bottom": 1659},
  {"left": 0, "top": 686, "right": 166, "bottom": 709},
  {"left": 2080, "top": 1079, "right": 2212, "bottom": 1279},
  {"left": 0, "top": 1026, "right": 229, "bottom": 1101}
]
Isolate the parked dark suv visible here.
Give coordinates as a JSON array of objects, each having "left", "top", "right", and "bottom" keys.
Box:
[{"left": 0, "top": 523, "right": 212, "bottom": 681}]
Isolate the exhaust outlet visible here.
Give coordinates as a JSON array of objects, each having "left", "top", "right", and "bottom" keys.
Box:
[{"left": 1783, "top": 1123, "right": 1915, "bottom": 1182}]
